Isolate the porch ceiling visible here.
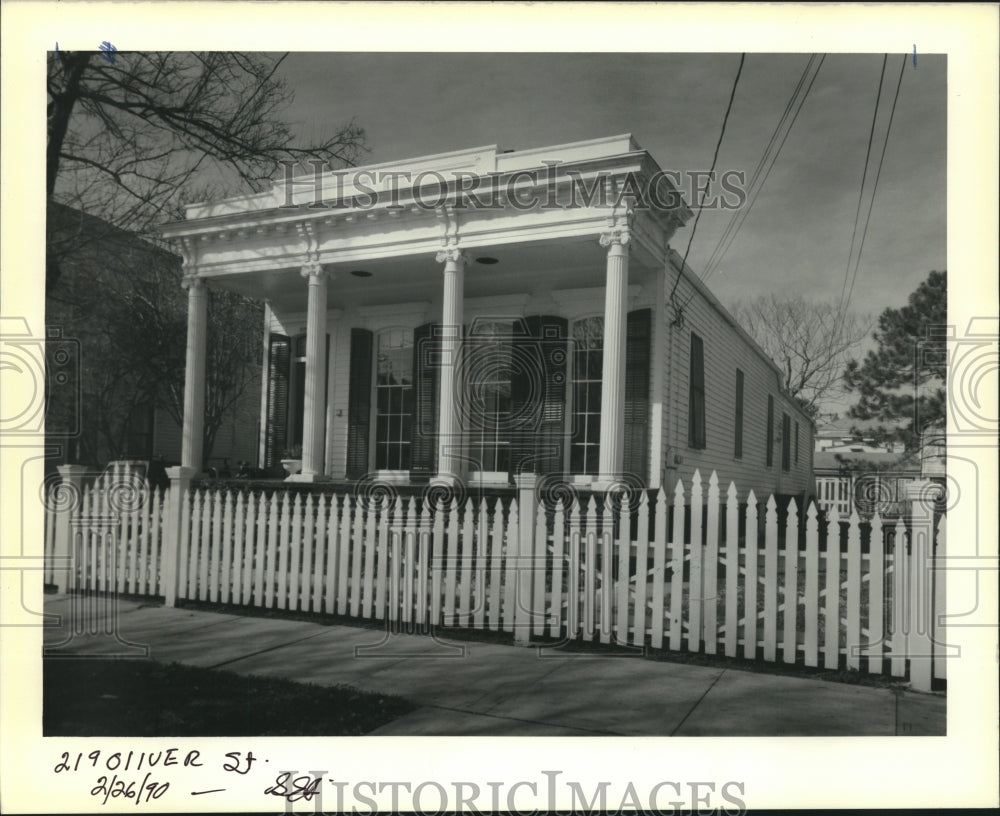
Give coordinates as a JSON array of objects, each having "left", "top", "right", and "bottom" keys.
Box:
[{"left": 207, "top": 234, "right": 659, "bottom": 313}]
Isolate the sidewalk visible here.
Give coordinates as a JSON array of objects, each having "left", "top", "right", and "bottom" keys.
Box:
[{"left": 42, "top": 595, "right": 945, "bottom": 736}]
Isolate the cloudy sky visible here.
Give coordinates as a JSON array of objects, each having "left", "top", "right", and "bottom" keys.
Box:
[{"left": 278, "top": 52, "right": 946, "bottom": 321}]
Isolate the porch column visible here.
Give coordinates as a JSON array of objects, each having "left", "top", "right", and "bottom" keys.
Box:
[
  {"left": 435, "top": 248, "right": 466, "bottom": 482},
  {"left": 180, "top": 275, "right": 208, "bottom": 472},
  {"left": 597, "top": 226, "right": 630, "bottom": 483},
  {"left": 299, "top": 262, "right": 330, "bottom": 480}
]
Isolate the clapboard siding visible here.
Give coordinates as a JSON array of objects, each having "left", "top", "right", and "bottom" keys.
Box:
[{"left": 660, "top": 253, "right": 814, "bottom": 500}]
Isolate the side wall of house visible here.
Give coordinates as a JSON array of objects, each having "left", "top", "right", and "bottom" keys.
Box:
[{"left": 659, "top": 256, "right": 815, "bottom": 503}]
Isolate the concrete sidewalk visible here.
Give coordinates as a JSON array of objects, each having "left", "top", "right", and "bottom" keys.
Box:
[{"left": 42, "top": 595, "right": 945, "bottom": 736}]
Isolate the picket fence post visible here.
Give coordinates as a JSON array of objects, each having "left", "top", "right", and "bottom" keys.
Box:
[
  {"left": 162, "top": 466, "right": 195, "bottom": 607},
  {"left": 513, "top": 473, "right": 538, "bottom": 645},
  {"left": 54, "top": 464, "right": 88, "bottom": 593},
  {"left": 905, "top": 481, "right": 941, "bottom": 692}
]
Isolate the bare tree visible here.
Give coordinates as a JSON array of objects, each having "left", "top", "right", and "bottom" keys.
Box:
[
  {"left": 729, "top": 295, "right": 871, "bottom": 420},
  {"left": 46, "top": 51, "right": 366, "bottom": 465}
]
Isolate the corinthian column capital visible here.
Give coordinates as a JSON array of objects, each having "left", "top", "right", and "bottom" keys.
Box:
[
  {"left": 300, "top": 261, "right": 332, "bottom": 281},
  {"left": 180, "top": 274, "right": 207, "bottom": 291},
  {"left": 435, "top": 247, "right": 469, "bottom": 266},
  {"left": 599, "top": 226, "right": 631, "bottom": 249}
]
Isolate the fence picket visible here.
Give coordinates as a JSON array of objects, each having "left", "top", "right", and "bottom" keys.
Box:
[
  {"left": 240, "top": 492, "right": 255, "bottom": 606},
  {"left": 762, "top": 495, "right": 778, "bottom": 662},
  {"left": 933, "top": 515, "right": 947, "bottom": 681},
  {"left": 582, "top": 496, "right": 596, "bottom": 640},
  {"left": 221, "top": 491, "right": 234, "bottom": 604},
  {"left": 724, "top": 483, "right": 739, "bottom": 657},
  {"left": 402, "top": 500, "right": 415, "bottom": 625},
  {"left": 278, "top": 493, "right": 295, "bottom": 610},
  {"left": 804, "top": 502, "right": 820, "bottom": 667},
  {"left": 209, "top": 491, "right": 224, "bottom": 603},
  {"left": 189, "top": 490, "right": 202, "bottom": 600},
  {"left": 615, "top": 495, "right": 630, "bottom": 646},
  {"left": 363, "top": 499, "right": 377, "bottom": 618},
  {"left": 300, "top": 494, "right": 315, "bottom": 612},
  {"left": 263, "top": 492, "right": 279, "bottom": 608},
  {"left": 387, "top": 500, "right": 401, "bottom": 623},
  {"left": 846, "top": 508, "right": 862, "bottom": 670},
  {"left": 149, "top": 488, "right": 162, "bottom": 596},
  {"left": 650, "top": 487, "right": 668, "bottom": 649},
  {"left": 703, "top": 472, "right": 720, "bottom": 654},
  {"left": 567, "top": 499, "right": 582, "bottom": 639},
  {"left": 502, "top": 499, "right": 518, "bottom": 633},
  {"left": 346, "top": 495, "right": 362, "bottom": 617},
  {"left": 632, "top": 492, "right": 649, "bottom": 646},
  {"left": 533, "top": 501, "right": 547, "bottom": 637},
  {"left": 488, "top": 499, "right": 503, "bottom": 631},
  {"left": 668, "top": 481, "right": 685, "bottom": 652},
  {"left": 444, "top": 499, "right": 459, "bottom": 626},
  {"left": 782, "top": 499, "right": 799, "bottom": 664},
  {"left": 373, "top": 497, "right": 389, "bottom": 620},
  {"left": 551, "top": 498, "right": 566, "bottom": 639},
  {"left": 230, "top": 492, "right": 245, "bottom": 605},
  {"left": 431, "top": 499, "right": 444, "bottom": 627},
  {"left": 743, "top": 491, "right": 759, "bottom": 660},
  {"left": 323, "top": 495, "right": 339, "bottom": 614},
  {"left": 460, "top": 500, "right": 474, "bottom": 628},
  {"left": 890, "top": 518, "right": 907, "bottom": 676},
  {"left": 600, "top": 497, "right": 613, "bottom": 645},
  {"left": 823, "top": 508, "right": 840, "bottom": 669},
  {"left": 868, "top": 512, "right": 884, "bottom": 673},
  {"left": 688, "top": 471, "right": 704, "bottom": 653},
  {"left": 475, "top": 499, "right": 489, "bottom": 631},
  {"left": 137, "top": 490, "right": 151, "bottom": 596}
]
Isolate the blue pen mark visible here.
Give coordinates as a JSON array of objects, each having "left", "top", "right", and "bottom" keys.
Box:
[
  {"left": 912, "top": 44, "right": 917, "bottom": 68},
  {"left": 54, "top": 41, "right": 59, "bottom": 52},
  {"left": 99, "top": 41, "right": 117, "bottom": 64}
]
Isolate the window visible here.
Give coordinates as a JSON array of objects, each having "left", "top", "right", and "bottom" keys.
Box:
[
  {"left": 781, "top": 412, "right": 791, "bottom": 471},
  {"left": 766, "top": 395, "right": 774, "bottom": 467},
  {"left": 570, "top": 316, "right": 603, "bottom": 475},
  {"left": 688, "top": 333, "right": 706, "bottom": 449},
  {"left": 794, "top": 420, "right": 800, "bottom": 464},
  {"left": 734, "top": 369, "right": 744, "bottom": 458},
  {"left": 467, "top": 320, "right": 514, "bottom": 473},
  {"left": 374, "top": 329, "right": 414, "bottom": 470}
]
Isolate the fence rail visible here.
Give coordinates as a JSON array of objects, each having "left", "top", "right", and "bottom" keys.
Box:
[{"left": 47, "top": 467, "right": 947, "bottom": 690}]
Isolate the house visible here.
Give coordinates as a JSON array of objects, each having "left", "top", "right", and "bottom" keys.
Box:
[
  {"left": 158, "top": 135, "right": 814, "bottom": 500},
  {"left": 45, "top": 202, "right": 261, "bottom": 473}
]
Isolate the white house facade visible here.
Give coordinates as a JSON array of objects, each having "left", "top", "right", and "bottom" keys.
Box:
[{"left": 160, "top": 135, "right": 814, "bottom": 500}]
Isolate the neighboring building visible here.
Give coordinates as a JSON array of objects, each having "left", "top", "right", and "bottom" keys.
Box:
[
  {"left": 160, "top": 135, "right": 814, "bottom": 499},
  {"left": 46, "top": 202, "right": 261, "bottom": 472},
  {"left": 814, "top": 450, "right": 922, "bottom": 519}
]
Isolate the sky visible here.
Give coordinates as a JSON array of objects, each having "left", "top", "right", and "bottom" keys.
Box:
[
  {"left": 278, "top": 52, "right": 946, "bottom": 314},
  {"left": 274, "top": 52, "right": 946, "bottom": 419}
]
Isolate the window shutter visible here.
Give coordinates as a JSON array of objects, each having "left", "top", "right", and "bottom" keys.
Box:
[
  {"left": 515, "top": 316, "right": 569, "bottom": 476},
  {"left": 409, "top": 322, "right": 439, "bottom": 481},
  {"left": 346, "top": 328, "right": 373, "bottom": 479},
  {"left": 688, "top": 332, "right": 706, "bottom": 449},
  {"left": 624, "top": 309, "right": 652, "bottom": 483},
  {"left": 264, "top": 334, "right": 290, "bottom": 468}
]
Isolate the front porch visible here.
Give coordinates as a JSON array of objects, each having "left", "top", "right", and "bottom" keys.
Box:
[{"left": 161, "top": 135, "right": 691, "bottom": 490}]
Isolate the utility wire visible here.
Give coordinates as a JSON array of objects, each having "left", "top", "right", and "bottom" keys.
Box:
[
  {"left": 667, "top": 53, "right": 745, "bottom": 312},
  {"left": 700, "top": 54, "right": 817, "bottom": 281},
  {"left": 697, "top": 54, "right": 826, "bottom": 287},
  {"left": 841, "top": 54, "right": 907, "bottom": 314},
  {"left": 838, "top": 54, "right": 888, "bottom": 315}
]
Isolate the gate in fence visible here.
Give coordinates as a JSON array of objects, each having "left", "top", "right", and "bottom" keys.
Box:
[{"left": 46, "top": 467, "right": 948, "bottom": 691}]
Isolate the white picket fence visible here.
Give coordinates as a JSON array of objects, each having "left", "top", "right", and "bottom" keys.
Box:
[{"left": 46, "top": 468, "right": 947, "bottom": 688}]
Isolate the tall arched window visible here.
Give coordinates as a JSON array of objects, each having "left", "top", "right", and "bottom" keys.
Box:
[{"left": 466, "top": 319, "right": 514, "bottom": 474}]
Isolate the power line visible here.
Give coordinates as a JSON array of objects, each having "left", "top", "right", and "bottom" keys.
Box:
[
  {"left": 696, "top": 54, "right": 826, "bottom": 287},
  {"left": 700, "top": 54, "right": 818, "bottom": 281},
  {"left": 667, "top": 53, "right": 746, "bottom": 310},
  {"left": 838, "top": 54, "right": 888, "bottom": 315},
  {"left": 841, "top": 54, "right": 907, "bottom": 314}
]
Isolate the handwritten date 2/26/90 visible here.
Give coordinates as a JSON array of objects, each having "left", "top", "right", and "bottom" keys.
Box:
[{"left": 91, "top": 774, "right": 169, "bottom": 806}]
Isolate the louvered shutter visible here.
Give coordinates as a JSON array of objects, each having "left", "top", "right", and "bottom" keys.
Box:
[
  {"left": 623, "top": 308, "right": 652, "bottom": 483},
  {"left": 409, "top": 322, "right": 439, "bottom": 481},
  {"left": 345, "top": 328, "right": 373, "bottom": 479},
  {"left": 265, "top": 334, "right": 290, "bottom": 468},
  {"left": 513, "top": 315, "right": 568, "bottom": 476}
]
